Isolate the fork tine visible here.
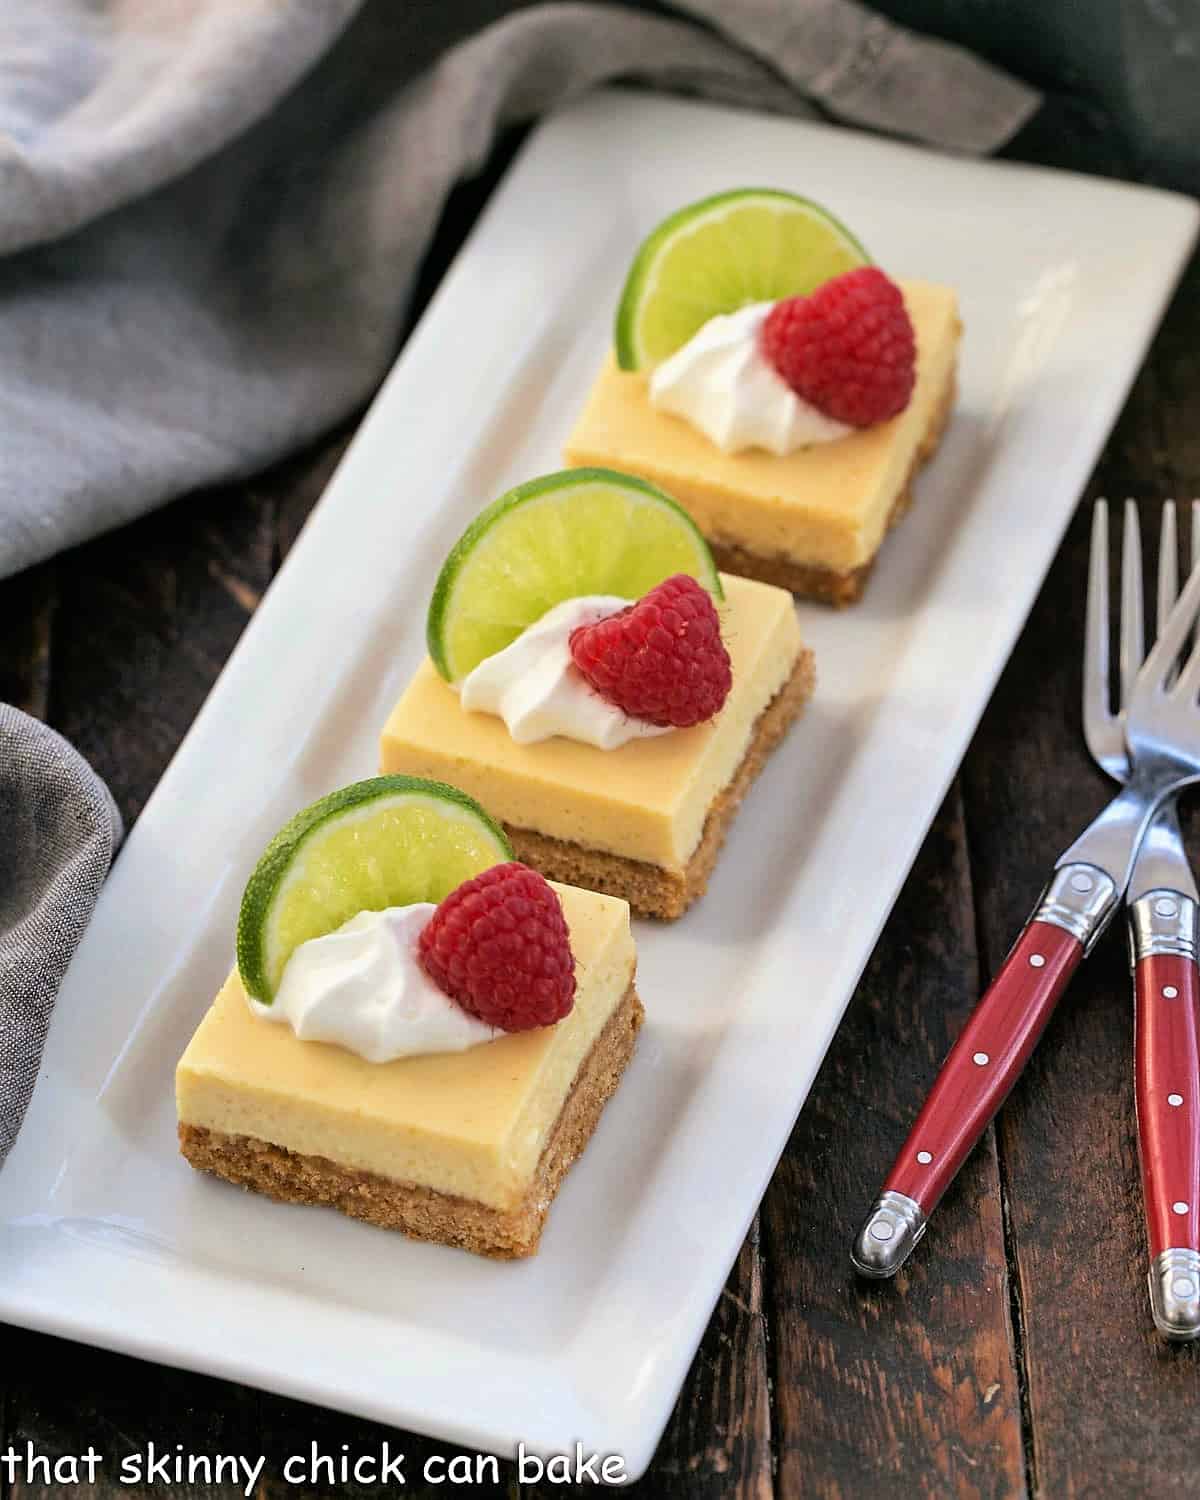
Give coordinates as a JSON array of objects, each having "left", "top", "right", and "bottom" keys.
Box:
[
  {"left": 1142, "top": 548, "right": 1200, "bottom": 696},
  {"left": 1121, "top": 499, "right": 1145, "bottom": 708},
  {"left": 1193, "top": 499, "right": 1200, "bottom": 574},
  {"left": 1182, "top": 498, "right": 1200, "bottom": 673},
  {"left": 1084, "top": 500, "right": 1113, "bottom": 742},
  {"left": 1158, "top": 500, "right": 1179, "bottom": 640},
  {"left": 1169, "top": 501, "right": 1200, "bottom": 697}
]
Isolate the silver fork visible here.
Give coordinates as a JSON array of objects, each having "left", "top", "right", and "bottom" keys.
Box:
[
  {"left": 853, "top": 511, "right": 1200, "bottom": 1282},
  {"left": 1087, "top": 499, "right": 1200, "bottom": 1339}
]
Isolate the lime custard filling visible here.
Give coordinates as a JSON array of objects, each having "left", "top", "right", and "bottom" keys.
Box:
[
  {"left": 383, "top": 574, "right": 804, "bottom": 873},
  {"left": 178, "top": 884, "right": 635, "bottom": 1211},
  {"left": 457, "top": 595, "right": 673, "bottom": 749},
  {"left": 251, "top": 905, "right": 500, "bottom": 1063},
  {"left": 648, "top": 303, "right": 851, "bottom": 455}
]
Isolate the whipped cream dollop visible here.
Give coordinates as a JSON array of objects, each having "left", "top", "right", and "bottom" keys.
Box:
[
  {"left": 649, "top": 303, "right": 851, "bottom": 455},
  {"left": 458, "top": 596, "right": 672, "bottom": 749},
  {"left": 252, "top": 905, "right": 498, "bottom": 1062}
]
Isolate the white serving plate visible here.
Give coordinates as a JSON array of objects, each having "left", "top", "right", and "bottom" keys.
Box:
[{"left": 1, "top": 90, "right": 1196, "bottom": 1480}]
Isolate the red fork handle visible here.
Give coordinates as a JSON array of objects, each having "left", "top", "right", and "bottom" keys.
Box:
[
  {"left": 1134, "top": 935, "right": 1200, "bottom": 1339},
  {"left": 853, "top": 919, "right": 1084, "bottom": 1277}
]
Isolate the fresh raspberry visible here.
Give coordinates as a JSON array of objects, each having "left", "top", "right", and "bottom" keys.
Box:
[
  {"left": 568, "top": 573, "right": 731, "bottom": 728},
  {"left": 760, "top": 267, "right": 916, "bottom": 427},
  {"left": 418, "top": 862, "right": 576, "bottom": 1031}
]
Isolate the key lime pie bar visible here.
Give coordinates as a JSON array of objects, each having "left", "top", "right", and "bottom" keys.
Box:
[
  {"left": 380, "top": 468, "right": 814, "bottom": 919},
  {"left": 177, "top": 777, "right": 642, "bottom": 1258},
  {"left": 564, "top": 189, "right": 961, "bottom": 605}
]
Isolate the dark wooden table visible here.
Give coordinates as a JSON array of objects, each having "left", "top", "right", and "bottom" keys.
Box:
[{"left": 3, "top": 113, "right": 1199, "bottom": 1499}]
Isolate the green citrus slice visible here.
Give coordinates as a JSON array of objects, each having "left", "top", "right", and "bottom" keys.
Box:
[
  {"left": 426, "top": 467, "right": 722, "bottom": 682},
  {"left": 237, "top": 776, "right": 511, "bottom": 1004},
  {"left": 615, "top": 187, "right": 870, "bottom": 370}
]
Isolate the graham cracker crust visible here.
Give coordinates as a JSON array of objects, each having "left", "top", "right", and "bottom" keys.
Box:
[
  {"left": 709, "top": 355, "right": 959, "bottom": 607},
  {"left": 506, "top": 645, "right": 816, "bottom": 920},
  {"left": 178, "top": 983, "right": 644, "bottom": 1260}
]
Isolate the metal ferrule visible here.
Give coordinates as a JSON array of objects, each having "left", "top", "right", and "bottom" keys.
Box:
[
  {"left": 1032, "top": 863, "right": 1120, "bottom": 953},
  {"left": 1149, "top": 1248, "right": 1200, "bottom": 1341},
  {"left": 1128, "top": 889, "right": 1198, "bottom": 963},
  {"left": 851, "top": 1191, "right": 926, "bottom": 1279}
]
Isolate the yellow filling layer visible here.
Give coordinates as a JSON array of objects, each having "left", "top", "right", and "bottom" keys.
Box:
[
  {"left": 564, "top": 280, "right": 961, "bottom": 573},
  {"left": 380, "top": 573, "right": 802, "bottom": 871},
  {"left": 176, "top": 883, "right": 635, "bottom": 1211}
]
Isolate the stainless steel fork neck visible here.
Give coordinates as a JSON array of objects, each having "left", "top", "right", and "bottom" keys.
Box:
[
  {"left": 1057, "top": 767, "right": 1200, "bottom": 906},
  {"left": 1124, "top": 758, "right": 1200, "bottom": 810},
  {"left": 1127, "top": 797, "right": 1199, "bottom": 907}
]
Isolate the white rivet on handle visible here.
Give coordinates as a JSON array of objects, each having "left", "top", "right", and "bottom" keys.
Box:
[
  {"left": 973, "top": 1052, "right": 990, "bottom": 1066},
  {"left": 1163, "top": 985, "right": 1179, "bottom": 999},
  {"left": 1169, "top": 1093, "right": 1184, "bottom": 1107},
  {"left": 1029, "top": 953, "right": 1046, "bottom": 969},
  {"left": 1174, "top": 1202, "right": 1189, "bottom": 1216},
  {"left": 916, "top": 1150, "right": 933, "bottom": 1165}
]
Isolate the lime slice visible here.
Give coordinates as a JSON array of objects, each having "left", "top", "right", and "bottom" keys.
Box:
[
  {"left": 615, "top": 188, "right": 870, "bottom": 370},
  {"left": 237, "top": 776, "right": 511, "bottom": 1004},
  {"left": 427, "top": 467, "right": 722, "bottom": 682}
]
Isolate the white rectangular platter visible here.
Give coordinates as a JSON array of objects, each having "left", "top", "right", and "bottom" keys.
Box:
[{"left": 1, "top": 90, "right": 1196, "bottom": 1480}]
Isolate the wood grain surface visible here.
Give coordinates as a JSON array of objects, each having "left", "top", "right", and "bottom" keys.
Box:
[{"left": 2, "top": 119, "right": 1198, "bottom": 1500}]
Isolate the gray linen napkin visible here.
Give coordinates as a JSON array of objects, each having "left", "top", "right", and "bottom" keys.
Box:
[
  {"left": 1, "top": 705, "right": 122, "bottom": 1169},
  {"left": 0, "top": 0, "right": 1038, "bottom": 579},
  {"left": 0, "top": 1, "right": 1036, "bottom": 1169}
]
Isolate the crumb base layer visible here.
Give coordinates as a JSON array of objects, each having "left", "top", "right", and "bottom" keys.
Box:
[
  {"left": 179, "top": 985, "right": 644, "bottom": 1259},
  {"left": 506, "top": 647, "right": 815, "bottom": 919}
]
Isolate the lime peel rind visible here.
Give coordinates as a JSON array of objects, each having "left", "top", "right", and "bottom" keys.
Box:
[
  {"left": 427, "top": 467, "right": 723, "bottom": 683},
  {"left": 237, "top": 775, "right": 512, "bottom": 1004},
  {"left": 614, "top": 187, "right": 870, "bottom": 370}
]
